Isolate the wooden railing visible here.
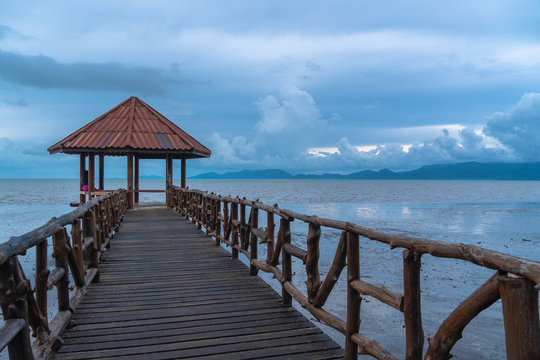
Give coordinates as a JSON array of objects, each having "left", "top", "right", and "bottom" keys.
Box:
[
  {"left": 0, "top": 190, "right": 128, "bottom": 359},
  {"left": 170, "top": 186, "right": 540, "bottom": 360}
]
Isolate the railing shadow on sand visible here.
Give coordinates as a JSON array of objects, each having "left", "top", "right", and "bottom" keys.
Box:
[{"left": 170, "top": 185, "right": 540, "bottom": 360}]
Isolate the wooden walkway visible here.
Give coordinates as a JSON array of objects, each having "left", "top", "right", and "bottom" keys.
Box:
[{"left": 55, "top": 207, "right": 343, "bottom": 359}]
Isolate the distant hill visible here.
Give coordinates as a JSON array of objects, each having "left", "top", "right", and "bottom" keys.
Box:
[
  {"left": 140, "top": 175, "right": 164, "bottom": 179},
  {"left": 191, "top": 169, "right": 293, "bottom": 179},
  {"left": 191, "top": 162, "right": 540, "bottom": 180}
]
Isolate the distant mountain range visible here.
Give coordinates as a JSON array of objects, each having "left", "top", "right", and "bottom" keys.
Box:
[{"left": 190, "top": 162, "right": 540, "bottom": 180}]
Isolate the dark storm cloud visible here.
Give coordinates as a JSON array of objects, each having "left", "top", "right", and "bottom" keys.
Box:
[{"left": 0, "top": 50, "right": 183, "bottom": 95}]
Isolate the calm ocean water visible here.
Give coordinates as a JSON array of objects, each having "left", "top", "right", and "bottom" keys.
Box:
[{"left": 1, "top": 178, "right": 539, "bottom": 359}]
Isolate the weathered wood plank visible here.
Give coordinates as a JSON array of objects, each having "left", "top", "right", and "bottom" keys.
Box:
[{"left": 56, "top": 208, "right": 342, "bottom": 359}]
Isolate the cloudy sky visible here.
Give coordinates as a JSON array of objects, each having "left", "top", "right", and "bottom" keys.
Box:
[{"left": 1, "top": 0, "right": 540, "bottom": 178}]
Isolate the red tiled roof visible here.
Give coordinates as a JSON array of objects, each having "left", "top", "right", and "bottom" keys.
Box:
[{"left": 48, "top": 97, "right": 211, "bottom": 158}]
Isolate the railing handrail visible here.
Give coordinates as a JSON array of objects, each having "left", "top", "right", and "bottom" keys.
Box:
[
  {"left": 170, "top": 184, "right": 540, "bottom": 360},
  {"left": 0, "top": 189, "right": 128, "bottom": 360},
  {"left": 172, "top": 185, "right": 540, "bottom": 285},
  {"left": 0, "top": 189, "right": 125, "bottom": 266}
]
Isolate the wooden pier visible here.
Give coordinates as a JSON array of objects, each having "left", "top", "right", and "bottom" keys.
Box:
[
  {"left": 0, "top": 187, "right": 539, "bottom": 360},
  {"left": 55, "top": 207, "right": 343, "bottom": 359}
]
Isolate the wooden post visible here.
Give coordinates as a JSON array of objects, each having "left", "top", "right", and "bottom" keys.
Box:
[
  {"left": 88, "top": 153, "right": 95, "bottom": 199},
  {"left": 281, "top": 218, "right": 292, "bottom": 305},
  {"left": 306, "top": 223, "right": 322, "bottom": 303},
  {"left": 134, "top": 155, "right": 139, "bottom": 203},
  {"left": 52, "top": 230, "right": 70, "bottom": 312},
  {"left": 35, "top": 240, "right": 49, "bottom": 324},
  {"left": 223, "top": 202, "right": 230, "bottom": 240},
  {"left": 231, "top": 202, "right": 239, "bottom": 259},
  {"left": 345, "top": 231, "right": 360, "bottom": 360},
  {"left": 166, "top": 154, "right": 173, "bottom": 207},
  {"left": 127, "top": 154, "right": 133, "bottom": 209},
  {"left": 266, "top": 212, "right": 275, "bottom": 264},
  {"left": 240, "top": 203, "right": 246, "bottom": 249},
  {"left": 83, "top": 210, "right": 100, "bottom": 283},
  {"left": 498, "top": 274, "right": 540, "bottom": 360},
  {"left": 197, "top": 195, "right": 202, "bottom": 229},
  {"left": 250, "top": 207, "right": 259, "bottom": 275},
  {"left": 181, "top": 157, "right": 186, "bottom": 188},
  {"left": 71, "top": 220, "right": 84, "bottom": 277},
  {"left": 98, "top": 153, "right": 104, "bottom": 191},
  {"left": 403, "top": 250, "right": 424, "bottom": 360},
  {"left": 215, "top": 199, "right": 221, "bottom": 246},
  {"left": 0, "top": 258, "right": 35, "bottom": 360},
  {"left": 79, "top": 153, "right": 86, "bottom": 204},
  {"left": 36, "top": 239, "right": 50, "bottom": 319},
  {"left": 313, "top": 231, "right": 347, "bottom": 308}
]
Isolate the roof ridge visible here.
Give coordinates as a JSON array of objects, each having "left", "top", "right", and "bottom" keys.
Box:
[
  {"left": 124, "top": 97, "right": 136, "bottom": 147},
  {"left": 136, "top": 98, "right": 210, "bottom": 153}
]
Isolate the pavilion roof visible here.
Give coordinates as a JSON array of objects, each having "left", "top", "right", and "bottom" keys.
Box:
[{"left": 48, "top": 97, "right": 211, "bottom": 159}]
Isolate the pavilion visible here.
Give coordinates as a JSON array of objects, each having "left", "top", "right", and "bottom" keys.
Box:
[{"left": 48, "top": 96, "right": 211, "bottom": 208}]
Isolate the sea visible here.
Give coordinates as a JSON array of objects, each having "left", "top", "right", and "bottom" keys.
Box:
[{"left": 1, "top": 178, "right": 539, "bottom": 359}]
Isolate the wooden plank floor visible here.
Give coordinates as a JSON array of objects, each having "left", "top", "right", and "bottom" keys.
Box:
[{"left": 55, "top": 207, "right": 343, "bottom": 359}]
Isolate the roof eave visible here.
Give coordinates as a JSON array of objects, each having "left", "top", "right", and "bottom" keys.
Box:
[{"left": 49, "top": 147, "right": 211, "bottom": 159}]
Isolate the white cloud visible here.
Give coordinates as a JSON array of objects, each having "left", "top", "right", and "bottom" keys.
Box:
[
  {"left": 202, "top": 88, "right": 536, "bottom": 174},
  {"left": 484, "top": 92, "right": 540, "bottom": 160},
  {"left": 206, "top": 87, "right": 326, "bottom": 170},
  {"left": 254, "top": 87, "right": 323, "bottom": 134}
]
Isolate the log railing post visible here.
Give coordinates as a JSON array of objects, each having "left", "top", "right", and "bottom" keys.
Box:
[
  {"left": 498, "top": 274, "right": 540, "bottom": 360},
  {"left": 197, "top": 195, "right": 202, "bottom": 229},
  {"left": 182, "top": 191, "right": 187, "bottom": 216},
  {"left": 306, "top": 223, "right": 321, "bottom": 303},
  {"left": 204, "top": 197, "right": 210, "bottom": 235},
  {"left": 266, "top": 212, "right": 275, "bottom": 264},
  {"left": 250, "top": 206, "right": 259, "bottom": 275},
  {"left": 83, "top": 210, "right": 99, "bottom": 283},
  {"left": 52, "top": 230, "right": 70, "bottom": 312},
  {"left": 35, "top": 240, "right": 49, "bottom": 325},
  {"left": 0, "top": 257, "right": 35, "bottom": 360},
  {"left": 215, "top": 199, "right": 221, "bottom": 246},
  {"left": 281, "top": 218, "right": 292, "bottom": 305},
  {"left": 240, "top": 202, "right": 246, "bottom": 249},
  {"left": 70, "top": 220, "right": 84, "bottom": 278},
  {"left": 345, "top": 231, "right": 360, "bottom": 360},
  {"left": 403, "top": 250, "right": 424, "bottom": 360},
  {"left": 223, "top": 201, "right": 230, "bottom": 240},
  {"left": 94, "top": 205, "right": 102, "bottom": 254},
  {"left": 313, "top": 231, "right": 347, "bottom": 308},
  {"left": 231, "top": 202, "right": 239, "bottom": 259},
  {"left": 62, "top": 229, "right": 85, "bottom": 288}
]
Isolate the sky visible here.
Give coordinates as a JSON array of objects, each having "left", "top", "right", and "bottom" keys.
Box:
[{"left": 1, "top": 0, "right": 540, "bottom": 178}]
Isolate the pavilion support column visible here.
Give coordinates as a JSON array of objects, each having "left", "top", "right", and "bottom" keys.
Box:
[
  {"left": 98, "top": 154, "right": 104, "bottom": 191},
  {"left": 79, "top": 153, "right": 86, "bottom": 204},
  {"left": 166, "top": 154, "right": 173, "bottom": 207},
  {"left": 134, "top": 155, "right": 140, "bottom": 203},
  {"left": 127, "top": 154, "right": 134, "bottom": 209},
  {"left": 88, "top": 153, "right": 95, "bottom": 199},
  {"left": 181, "top": 157, "right": 186, "bottom": 189}
]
